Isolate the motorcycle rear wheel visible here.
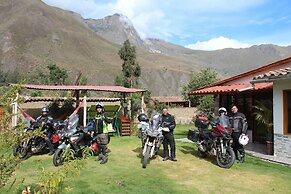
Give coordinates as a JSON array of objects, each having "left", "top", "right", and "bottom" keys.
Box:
[
  {"left": 142, "top": 146, "right": 151, "bottom": 168},
  {"left": 216, "top": 147, "right": 235, "bottom": 168}
]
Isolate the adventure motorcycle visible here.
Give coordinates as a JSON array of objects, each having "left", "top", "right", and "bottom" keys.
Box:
[
  {"left": 53, "top": 114, "right": 98, "bottom": 166},
  {"left": 138, "top": 113, "right": 164, "bottom": 168},
  {"left": 13, "top": 121, "right": 61, "bottom": 159},
  {"left": 188, "top": 114, "right": 235, "bottom": 168}
]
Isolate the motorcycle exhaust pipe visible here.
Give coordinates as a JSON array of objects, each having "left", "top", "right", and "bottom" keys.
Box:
[{"left": 197, "top": 142, "right": 206, "bottom": 152}]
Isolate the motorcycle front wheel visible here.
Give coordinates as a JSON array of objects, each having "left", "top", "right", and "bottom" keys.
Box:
[
  {"left": 216, "top": 147, "right": 235, "bottom": 168},
  {"left": 13, "top": 145, "right": 19, "bottom": 157},
  {"left": 53, "top": 149, "right": 65, "bottom": 166},
  {"left": 142, "top": 146, "right": 151, "bottom": 168}
]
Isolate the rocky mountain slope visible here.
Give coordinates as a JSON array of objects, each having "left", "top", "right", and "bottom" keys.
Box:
[{"left": 1, "top": 0, "right": 291, "bottom": 96}]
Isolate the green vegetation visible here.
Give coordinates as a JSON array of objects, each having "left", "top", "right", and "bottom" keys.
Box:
[
  {"left": 2, "top": 124, "right": 291, "bottom": 194},
  {"left": 117, "top": 40, "right": 141, "bottom": 88},
  {"left": 47, "top": 63, "right": 68, "bottom": 85},
  {"left": 182, "top": 68, "right": 219, "bottom": 114}
]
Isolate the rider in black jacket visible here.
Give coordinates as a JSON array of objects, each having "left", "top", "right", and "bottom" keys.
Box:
[
  {"left": 160, "top": 107, "right": 177, "bottom": 162},
  {"left": 229, "top": 105, "right": 248, "bottom": 163},
  {"left": 35, "top": 107, "right": 55, "bottom": 155}
]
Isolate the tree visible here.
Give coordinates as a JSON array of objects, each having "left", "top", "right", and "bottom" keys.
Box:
[
  {"left": 182, "top": 68, "right": 219, "bottom": 106},
  {"left": 47, "top": 63, "right": 68, "bottom": 85},
  {"left": 118, "top": 40, "right": 141, "bottom": 88}
]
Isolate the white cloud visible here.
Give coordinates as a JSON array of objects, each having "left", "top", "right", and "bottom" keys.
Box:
[{"left": 185, "top": 36, "right": 251, "bottom": 51}]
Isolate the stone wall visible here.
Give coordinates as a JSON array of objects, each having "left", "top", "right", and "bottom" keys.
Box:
[
  {"left": 274, "top": 134, "right": 291, "bottom": 159},
  {"left": 168, "top": 107, "right": 197, "bottom": 124}
]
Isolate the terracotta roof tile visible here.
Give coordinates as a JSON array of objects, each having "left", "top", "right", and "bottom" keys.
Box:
[
  {"left": 189, "top": 83, "right": 272, "bottom": 95},
  {"left": 253, "top": 67, "right": 291, "bottom": 80}
]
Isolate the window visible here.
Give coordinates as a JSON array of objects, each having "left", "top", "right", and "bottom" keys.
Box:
[{"left": 283, "top": 90, "right": 291, "bottom": 134}]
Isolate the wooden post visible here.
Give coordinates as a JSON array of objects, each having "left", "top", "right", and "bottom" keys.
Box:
[
  {"left": 122, "top": 93, "right": 127, "bottom": 117},
  {"left": 12, "top": 93, "right": 19, "bottom": 127},
  {"left": 76, "top": 90, "right": 80, "bottom": 107},
  {"left": 83, "top": 95, "right": 87, "bottom": 127},
  {"left": 141, "top": 92, "right": 145, "bottom": 113}
]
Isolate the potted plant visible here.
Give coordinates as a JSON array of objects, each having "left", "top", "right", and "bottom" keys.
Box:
[{"left": 253, "top": 100, "right": 273, "bottom": 155}]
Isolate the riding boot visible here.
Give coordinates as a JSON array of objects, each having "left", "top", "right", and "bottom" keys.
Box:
[
  {"left": 96, "top": 154, "right": 103, "bottom": 161},
  {"left": 100, "top": 154, "right": 108, "bottom": 164},
  {"left": 46, "top": 139, "right": 55, "bottom": 155},
  {"left": 238, "top": 153, "right": 245, "bottom": 163}
]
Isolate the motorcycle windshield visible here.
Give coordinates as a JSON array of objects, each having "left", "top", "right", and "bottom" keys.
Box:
[
  {"left": 67, "top": 114, "right": 79, "bottom": 131},
  {"left": 150, "top": 114, "right": 160, "bottom": 131}
]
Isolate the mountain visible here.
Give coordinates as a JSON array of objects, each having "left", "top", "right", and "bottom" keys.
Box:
[
  {"left": 84, "top": 14, "right": 144, "bottom": 47},
  {"left": 1, "top": 0, "right": 291, "bottom": 96},
  {"left": 84, "top": 14, "right": 291, "bottom": 77}
]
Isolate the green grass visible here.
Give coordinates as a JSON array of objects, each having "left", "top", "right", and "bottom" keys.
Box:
[{"left": 2, "top": 125, "right": 291, "bottom": 194}]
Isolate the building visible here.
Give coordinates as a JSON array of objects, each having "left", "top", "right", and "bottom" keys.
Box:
[
  {"left": 252, "top": 67, "right": 291, "bottom": 159},
  {"left": 189, "top": 56, "right": 291, "bottom": 155}
]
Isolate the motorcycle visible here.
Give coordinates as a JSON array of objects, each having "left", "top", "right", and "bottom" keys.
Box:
[
  {"left": 13, "top": 121, "right": 61, "bottom": 159},
  {"left": 138, "top": 114, "right": 164, "bottom": 168},
  {"left": 53, "top": 114, "right": 98, "bottom": 166},
  {"left": 187, "top": 114, "right": 235, "bottom": 168}
]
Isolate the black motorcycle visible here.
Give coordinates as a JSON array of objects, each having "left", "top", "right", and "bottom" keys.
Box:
[
  {"left": 188, "top": 114, "right": 235, "bottom": 168},
  {"left": 13, "top": 121, "right": 60, "bottom": 159},
  {"left": 53, "top": 114, "right": 97, "bottom": 166}
]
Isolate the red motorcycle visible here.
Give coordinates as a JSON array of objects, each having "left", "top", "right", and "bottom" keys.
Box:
[{"left": 188, "top": 114, "right": 235, "bottom": 168}]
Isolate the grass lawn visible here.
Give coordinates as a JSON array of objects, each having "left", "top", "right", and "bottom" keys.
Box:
[{"left": 2, "top": 125, "right": 291, "bottom": 194}]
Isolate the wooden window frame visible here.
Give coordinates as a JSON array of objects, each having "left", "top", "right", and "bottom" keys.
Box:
[{"left": 283, "top": 90, "right": 291, "bottom": 135}]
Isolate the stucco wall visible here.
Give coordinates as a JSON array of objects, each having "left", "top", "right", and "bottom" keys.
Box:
[
  {"left": 273, "top": 80, "right": 291, "bottom": 134},
  {"left": 273, "top": 79, "right": 291, "bottom": 157}
]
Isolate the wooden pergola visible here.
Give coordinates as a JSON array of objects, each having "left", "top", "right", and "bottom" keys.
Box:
[{"left": 11, "top": 84, "right": 146, "bottom": 127}]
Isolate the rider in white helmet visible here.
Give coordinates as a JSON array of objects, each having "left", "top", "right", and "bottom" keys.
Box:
[{"left": 217, "top": 107, "right": 230, "bottom": 129}]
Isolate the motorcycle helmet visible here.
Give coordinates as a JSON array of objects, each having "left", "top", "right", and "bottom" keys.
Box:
[
  {"left": 138, "top": 113, "right": 149, "bottom": 122},
  {"left": 96, "top": 102, "right": 104, "bottom": 109},
  {"left": 218, "top": 107, "right": 227, "bottom": 114},
  {"left": 238, "top": 134, "right": 249, "bottom": 146},
  {"left": 41, "top": 107, "right": 49, "bottom": 113}
]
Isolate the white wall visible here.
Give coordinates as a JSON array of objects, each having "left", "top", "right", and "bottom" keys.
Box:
[{"left": 273, "top": 79, "right": 291, "bottom": 134}]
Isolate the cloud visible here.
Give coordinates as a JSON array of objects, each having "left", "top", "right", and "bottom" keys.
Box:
[
  {"left": 42, "top": 0, "right": 266, "bottom": 40},
  {"left": 185, "top": 36, "right": 251, "bottom": 51}
]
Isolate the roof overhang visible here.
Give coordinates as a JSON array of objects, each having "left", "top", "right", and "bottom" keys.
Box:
[
  {"left": 188, "top": 83, "right": 273, "bottom": 96},
  {"left": 13, "top": 84, "right": 146, "bottom": 93},
  {"left": 251, "top": 67, "right": 291, "bottom": 83}
]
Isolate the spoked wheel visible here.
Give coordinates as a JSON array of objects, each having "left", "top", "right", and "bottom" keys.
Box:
[
  {"left": 142, "top": 146, "right": 151, "bottom": 168},
  {"left": 53, "top": 149, "right": 65, "bottom": 166},
  {"left": 216, "top": 147, "right": 235, "bottom": 168}
]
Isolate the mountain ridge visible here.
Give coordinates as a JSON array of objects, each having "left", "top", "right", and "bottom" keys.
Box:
[{"left": 1, "top": 0, "right": 291, "bottom": 96}]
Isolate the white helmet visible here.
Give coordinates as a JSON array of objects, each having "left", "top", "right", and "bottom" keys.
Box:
[
  {"left": 218, "top": 107, "right": 227, "bottom": 114},
  {"left": 239, "top": 134, "right": 249, "bottom": 146}
]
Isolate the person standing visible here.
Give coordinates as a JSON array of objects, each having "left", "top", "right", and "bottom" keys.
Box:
[
  {"left": 160, "top": 107, "right": 177, "bottom": 162},
  {"left": 229, "top": 105, "right": 248, "bottom": 163},
  {"left": 93, "top": 102, "right": 111, "bottom": 164},
  {"left": 217, "top": 107, "right": 230, "bottom": 129}
]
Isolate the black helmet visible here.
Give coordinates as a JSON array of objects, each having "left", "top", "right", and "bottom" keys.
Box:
[
  {"left": 138, "top": 113, "right": 149, "bottom": 122},
  {"left": 41, "top": 107, "right": 49, "bottom": 113},
  {"left": 96, "top": 102, "right": 104, "bottom": 109}
]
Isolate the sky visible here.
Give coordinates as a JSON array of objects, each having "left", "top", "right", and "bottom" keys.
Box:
[{"left": 42, "top": 0, "right": 291, "bottom": 51}]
